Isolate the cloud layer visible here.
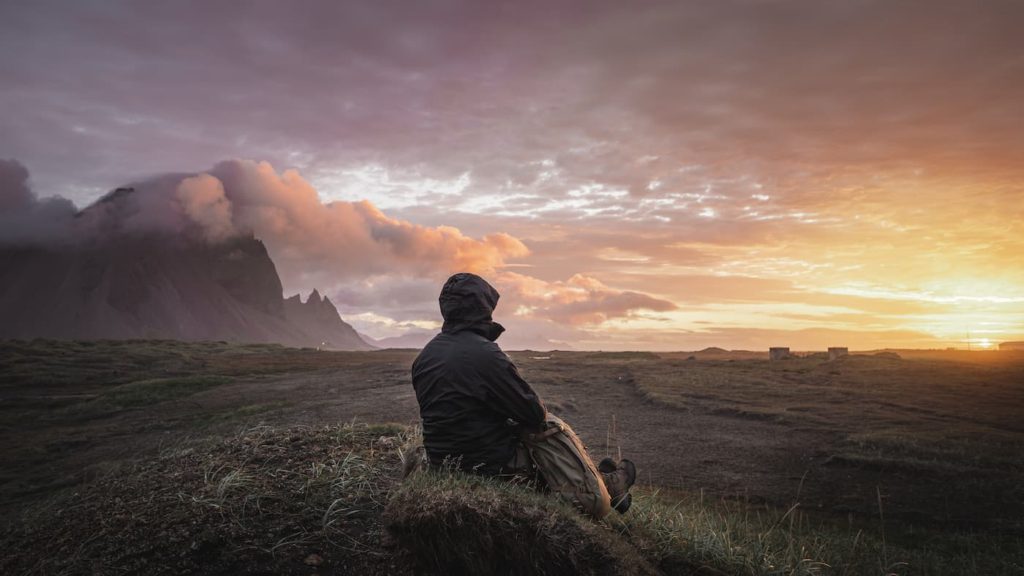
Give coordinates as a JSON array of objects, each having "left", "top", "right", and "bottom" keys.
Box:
[
  {"left": 496, "top": 272, "right": 676, "bottom": 326},
  {"left": 0, "top": 159, "right": 531, "bottom": 278},
  {"left": 0, "top": 159, "right": 76, "bottom": 245},
  {"left": 2, "top": 1, "right": 1022, "bottom": 348},
  {"left": 1, "top": 159, "right": 682, "bottom": 347}
]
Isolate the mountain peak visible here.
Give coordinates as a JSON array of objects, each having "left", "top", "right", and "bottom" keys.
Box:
[
  {"left": 307, "top": 289, "right": 322, "bottom": 304},
  {"left": 0, "top": 235, "right": 372, "bottom": 350}
]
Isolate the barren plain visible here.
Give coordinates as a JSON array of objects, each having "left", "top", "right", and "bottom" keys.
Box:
[{"left": 1, "top": 340, "right": 1022, "bottom": 573}]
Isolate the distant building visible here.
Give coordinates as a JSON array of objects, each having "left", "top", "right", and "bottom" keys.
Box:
[
  {"left": 769, "top": 347, "right": 790, "bottom": 361},
  {"left": 828, "top": 347, "right": 849, "bottom": 360},
  {"left": 999, "top": 341, "right": 1024, "bottom": 351}
]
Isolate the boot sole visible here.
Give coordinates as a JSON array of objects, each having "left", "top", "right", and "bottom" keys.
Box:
[
  {"left": 619, "top": 459, "right": 637, "bottom": 489},
  {"left": 612, "top": 492, "right": 632, "bottom": 514}
]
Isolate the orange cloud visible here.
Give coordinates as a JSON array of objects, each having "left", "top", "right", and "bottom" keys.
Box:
[
  {"left": 176, "top": 174, "right": 234, "bottom": 243},
  {"left": 4, "top": 158, "right": 531, "bottom": 300},
  {"left": 495, "top": 272, "right": 677, "bottom": 326},
  {"left": 199, "top": 160, "right": 529, "bottom": 285}
]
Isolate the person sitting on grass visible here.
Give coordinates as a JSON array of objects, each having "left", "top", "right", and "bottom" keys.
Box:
[{"left": 410, "top": 272, "right": 636, "bottom": 518}]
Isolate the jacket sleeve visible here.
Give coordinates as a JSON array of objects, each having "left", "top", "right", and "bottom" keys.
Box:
[{"left": 479, "top": 346, "right": 546, "bottom": 430}]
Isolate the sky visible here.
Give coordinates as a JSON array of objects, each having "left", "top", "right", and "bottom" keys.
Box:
[{"left": 2, "top": 0, "right": 1023, "bottom": 350}]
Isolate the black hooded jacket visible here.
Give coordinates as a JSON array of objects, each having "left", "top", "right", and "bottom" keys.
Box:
[{"left": 411, "top": 273, "right": 546, "bottom": 474}]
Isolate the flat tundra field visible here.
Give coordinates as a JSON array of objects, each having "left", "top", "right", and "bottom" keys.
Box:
[{"left": 1, "top": 340, "right": 1022, "bottom": 573}]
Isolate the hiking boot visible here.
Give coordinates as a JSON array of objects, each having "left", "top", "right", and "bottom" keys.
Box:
[
  {"left": 611, "top": 492, "right": 632, "bottom": 514},
  {"left": 598, "top": 458, "right": 636, "bottom": 514},
  {"left": 598, "top": 458, "right": 637, "bottom": 489}
]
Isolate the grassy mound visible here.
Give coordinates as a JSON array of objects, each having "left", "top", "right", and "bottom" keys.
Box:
[
  {"left": 386, "top": 471, "right": 659, "bottom": 576},
  {"left": 0, "top": 422, "right": 413, "bottom": 575},
  {"left": 3, "top": 420, "right": 1021, "bottom": 575}
]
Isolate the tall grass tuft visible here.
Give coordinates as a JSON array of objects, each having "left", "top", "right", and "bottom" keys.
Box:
[
  {"left": 385, "top": 469, "right": 661, "bottom": 576},
  {"left": 608, "top": 489, "right": 1024, "bottom": 575}
]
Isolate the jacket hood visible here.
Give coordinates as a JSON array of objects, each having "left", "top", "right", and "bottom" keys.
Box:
[{"left": 439, "top": 273, "right": 505, "bottom": 340}]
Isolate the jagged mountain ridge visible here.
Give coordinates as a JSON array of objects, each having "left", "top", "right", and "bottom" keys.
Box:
[
  {"left": 283, "top": 288, "right": 370, "bottom": 350},
  {"left": 0, "top": 234, "right": 372, "bottom": 349},
  {"left": 0, "top": 181, "right": 372, "bottom": 349}
]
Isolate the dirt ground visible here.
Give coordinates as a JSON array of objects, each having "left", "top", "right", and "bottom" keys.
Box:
[{"left": 1, "top": 341, "right": 1022, "bottom": 536}]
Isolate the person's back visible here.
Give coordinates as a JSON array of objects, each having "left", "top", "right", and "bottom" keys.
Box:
[
  {"left": 411, "top": 272, "right": 636, "bottom": 518},
  {"left": 411, "top": 273, "right": 545, "bottom": 475}
]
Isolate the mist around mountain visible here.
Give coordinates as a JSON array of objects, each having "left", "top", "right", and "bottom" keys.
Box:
[{"left": 0, "top": 179, "right": 371, "bottom": 350}]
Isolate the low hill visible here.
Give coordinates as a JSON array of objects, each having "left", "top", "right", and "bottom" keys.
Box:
[
  {"left": 698, "top": 347, "right": 729, "bottom": 354},
  {"left": 4, "top": 421, "right": 1015, "bottom": 575},
  {"left": 0, "top": 423, "right": 667, "bottom": 575}
]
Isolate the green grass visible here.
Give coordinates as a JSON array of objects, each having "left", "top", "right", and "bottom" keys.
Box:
[
  {"left": 3, "top": 422, "right": 1023, "bottom": 575},
  {"left": 389, "top": 469, "right": 1024, "bottom": 576},
  {"left": 0, "top": 339, "right": 307, "bottom": 390},
  {"left": 0, "top": 338, "right": 416, "bottom": 391},
  {"left": 611, "top": 489, "right": 1024, "bottom": 576},
  {"left": 386, "top": 468, "right": 659, "bottom": 575},
  {"left": 384, "top": 427, "right": 1024, "bottom": 575},
  {"left": 2, "top": 341, "right": 1022, "bottom": 574},
  {"left": 2, "top": 422, "right": 413, "bottom": 575},
  {"left": 0, "top": 339, "right": 214, "bottom": 388},
  {"left": 99, "top": 376, "right": 232, "bottom": 407},
  {"left": 189, "top": 401, "right": 293, "bottom": 427},
  {"left": 384, "top": 426, "right": 1024, "bottom": 576},
  {"left": 64, "top": 375, "right": 232, "bottom": 418}
]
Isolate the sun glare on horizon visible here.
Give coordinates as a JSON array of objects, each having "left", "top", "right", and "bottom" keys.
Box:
[
  {"left": 3, "top": 3, "right": 1024, "bottom": 573},
  {"left": 1, "top": 0, "right": 1022, "bottom": 352}
]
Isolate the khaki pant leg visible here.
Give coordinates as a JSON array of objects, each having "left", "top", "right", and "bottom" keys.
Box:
[{"left": 524, "top": 415, "right": 611, "bottom": 519}]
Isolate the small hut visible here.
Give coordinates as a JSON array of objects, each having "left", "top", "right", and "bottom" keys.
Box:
[
  {"left": 769, "top": 347, "right": 790, "bottom": 361},
  {"left": 828, "top": 347, "right": 849, "bottom": 360}
]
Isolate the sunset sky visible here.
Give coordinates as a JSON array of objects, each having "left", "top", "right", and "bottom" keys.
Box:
[{"left": 2, "top": 1, "right": 1022, "bottom": 350}]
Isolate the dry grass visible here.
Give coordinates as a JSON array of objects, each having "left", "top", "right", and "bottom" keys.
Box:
[
  {"left": 610, "top": 489, "right": 1024, "bottom": 576},
  {"left": 386, "top": 469, "right": 660, "bottom": 576},
  {"left": 3, "top": 341, "right": 1023, "bottom": 574},
  {"left": 62, "top": 375, "right": 233, "bottom": 419},
  {"left": 0, "top": 338, "right": 415, "bottom": 392},
  {"left": 386, "top": 464, "right": 1024, "bottom": 575},
  {"left": 1, "top": 420, "right": 1022, "bottom": 575},
  {"left": 0, "top": 422, "right": 414, "bottom": 575}
]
